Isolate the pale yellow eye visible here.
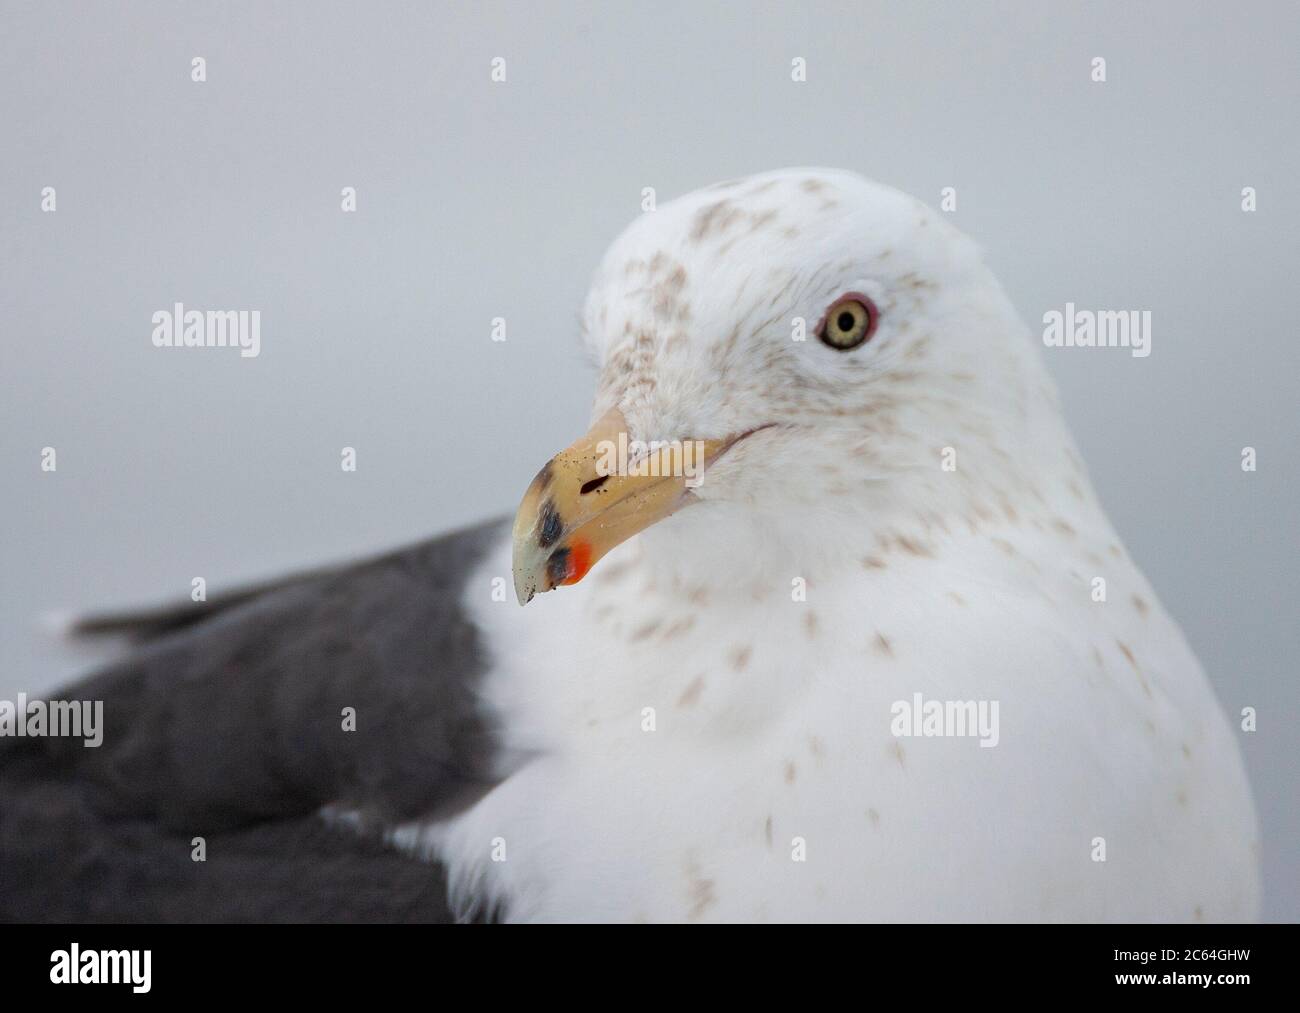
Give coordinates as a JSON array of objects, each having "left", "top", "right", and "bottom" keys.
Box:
[
  {"left": 819, "top": 297, "right": 876, "bottom": 350},
  {"left": 816, "top": 297, "right": 878, "bottom": 353}
]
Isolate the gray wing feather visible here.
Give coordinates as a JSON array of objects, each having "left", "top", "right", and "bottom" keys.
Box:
[{"left": 0, "top": 518, "right": 507, "bottom": 922}]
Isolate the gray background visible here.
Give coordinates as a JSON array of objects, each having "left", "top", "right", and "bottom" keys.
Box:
[{"left": 2, "top": 1, "right": 1296, "bottom": 920}]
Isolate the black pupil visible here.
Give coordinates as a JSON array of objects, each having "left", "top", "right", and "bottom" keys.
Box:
[{"left": 836, "top": 310, "right": 856, "bottom": 333}]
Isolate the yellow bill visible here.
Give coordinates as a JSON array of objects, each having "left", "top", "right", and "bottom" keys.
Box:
[{"left": 511, "top": 409, "right": 738, "bottom": 604}]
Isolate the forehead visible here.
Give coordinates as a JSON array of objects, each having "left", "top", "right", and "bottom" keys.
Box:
[{"left": 587, "top": 169, "right": 929, "bottom": 324}]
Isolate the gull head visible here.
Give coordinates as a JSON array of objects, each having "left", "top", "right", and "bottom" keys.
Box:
[{"left": 513, "top": 168, "right": 1070, "bottom": 604}]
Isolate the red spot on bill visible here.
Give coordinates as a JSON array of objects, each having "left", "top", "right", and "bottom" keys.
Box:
[{"left": 560, "top": 540, "right": 594, "bottom": 584}]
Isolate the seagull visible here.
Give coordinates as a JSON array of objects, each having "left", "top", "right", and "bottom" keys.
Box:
[{"left": 0, "top": 168, "right": 1259, "bottom": 923}]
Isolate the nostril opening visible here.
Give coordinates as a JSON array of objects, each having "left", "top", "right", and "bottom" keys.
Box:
[{"left": 580, "top": 475, "right": 610, "bottom": 495}]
